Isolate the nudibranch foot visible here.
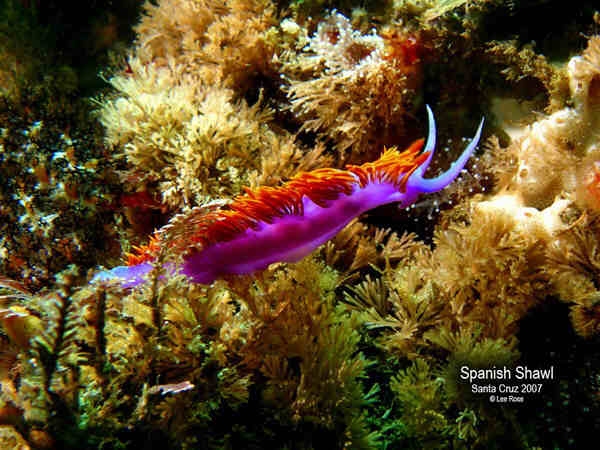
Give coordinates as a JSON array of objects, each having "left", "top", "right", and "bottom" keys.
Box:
[{"left": 92, "top": 106, "right": 483, "bottom": 288}]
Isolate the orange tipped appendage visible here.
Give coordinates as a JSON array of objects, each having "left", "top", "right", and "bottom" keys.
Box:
[{"left": 125, "top": 234, "right": 162, "bottom": 266}]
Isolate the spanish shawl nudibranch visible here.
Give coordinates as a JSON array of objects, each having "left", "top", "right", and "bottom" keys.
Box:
[{"left": 93, "top": 106, "right": 483, "bottom": 287}]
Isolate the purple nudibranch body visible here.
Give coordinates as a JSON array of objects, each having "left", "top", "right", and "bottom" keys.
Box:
[{"left": 93, "top": 106, "right": 484, "bottom": 287}]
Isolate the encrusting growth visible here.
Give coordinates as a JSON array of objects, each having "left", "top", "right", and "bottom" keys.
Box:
[
  {"left": 285, "top": 12, "right": 427, "bottom": 158},
  {"left": 93, "top": 106, "right": 483, "bottom": 287}
]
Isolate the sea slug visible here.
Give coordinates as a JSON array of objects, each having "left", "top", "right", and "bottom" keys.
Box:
[{"left": 93, "top": 106, "right": 483, "bottom": 287}]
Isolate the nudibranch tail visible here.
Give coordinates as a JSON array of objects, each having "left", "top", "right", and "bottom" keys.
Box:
[
  {"left": 91, "top": 262, "right": 154, "bottom": 287},
  {"left": 92, "top": 106, "right": 484, "bottom": 287}
]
